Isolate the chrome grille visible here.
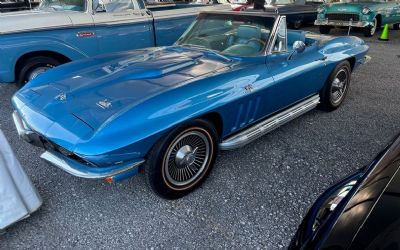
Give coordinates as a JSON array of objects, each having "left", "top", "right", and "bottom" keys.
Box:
[{"left": 326, "top": 13, "right": 360, "bottom": 22}]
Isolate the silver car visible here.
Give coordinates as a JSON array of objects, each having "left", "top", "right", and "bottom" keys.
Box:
[{"left": 0, "top": 130, "right": 42, "bottom": 231}]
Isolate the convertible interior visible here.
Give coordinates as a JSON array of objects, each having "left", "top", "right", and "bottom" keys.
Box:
[{"left": 183, "top": 23, "right": 313, "bottom": 56}]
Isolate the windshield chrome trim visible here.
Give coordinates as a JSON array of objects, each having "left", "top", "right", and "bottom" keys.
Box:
[
  {"left": 266, "top": 15, "right": 287, "bottom": 55},
  {"left": 177, "top": 12, "right": 279, "bottom": 58}
]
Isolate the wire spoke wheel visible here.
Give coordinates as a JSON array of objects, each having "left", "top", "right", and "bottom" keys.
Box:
[
  {"left": 330, "top": 68, "right": 348, "bottom": 105},
  {"left": 164, "top": 130, "right": 211, "bottom": 187},
  {"left": 146, "top": 120, "right": 217, "bottom": 199}
]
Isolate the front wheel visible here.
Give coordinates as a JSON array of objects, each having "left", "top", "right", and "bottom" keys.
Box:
[
  {"left": 394, "top": 23, "right": 400, "bottom": 30},
  {"left": 145, "top": 119, "right": 218, "bottom": 199},
  {"left": 364, "top": 18, "right": 378, "bottom": 37},
  {"left": 320, "top": 61, "right": 351, "bottom": 111},
  {"left": 319, "top": 26, "right": 331, "bottom": 34},
  {"left": 16, "top": 56, "right": 61, "bottom": 88}
]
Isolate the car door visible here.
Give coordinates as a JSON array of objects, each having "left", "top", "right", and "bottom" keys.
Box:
[
  {"left": 264, "top": 16, "right": 327, "bottom": 114},
  {"left": 92, "top": 0, "right": 154, "bottom": 54},
  {"left": 67, "top": 12, "right": 99, "bottom": 57}
]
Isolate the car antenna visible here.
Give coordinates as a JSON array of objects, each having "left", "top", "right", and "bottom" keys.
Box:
[{"left": 348, "top": 19, "right": 353, "bottom": 36}]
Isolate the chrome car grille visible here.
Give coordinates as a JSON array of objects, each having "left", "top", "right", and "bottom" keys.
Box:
[{"left": 326, "top": 13, "right": 360, "bottom": 22}]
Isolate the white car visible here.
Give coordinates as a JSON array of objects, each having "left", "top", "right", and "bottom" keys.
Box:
[{"left": 0, "top": 130, "right": 42, "bottom": 231}]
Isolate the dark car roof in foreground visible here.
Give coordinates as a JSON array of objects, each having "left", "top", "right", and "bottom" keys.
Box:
[{"left": 322, "top": 134, "right": 400, "bottom": 248}]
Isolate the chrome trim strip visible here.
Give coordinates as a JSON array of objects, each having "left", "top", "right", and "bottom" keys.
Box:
[
  {"left": 94, "top": 18, "right": 151, "bottom": 26},
  {"left": 0, "top": 19, "right": 151, "bottom": 35},
  {"left": 220, "top": 95, "right": 320, "bottom": 150},
  {"left": 12, "top": 111, "right": 34, "bottom": 142},
  {"left": 266, "top": 15, "right": 287, "bottom": 55},
  {"left": 314, "top": 19, "right": 371, "bottom": 28},
  {"left": 40, "top": 150, "right": 145, "bottom": 179},
  {"left": 325, "top": 12, "right": 360, "bottom": 16},
  {"left": 264, "top": 15, "right": 281, "bottom": 56}
]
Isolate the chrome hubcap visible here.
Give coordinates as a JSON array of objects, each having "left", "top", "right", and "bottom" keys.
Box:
[
  {"left": 175, "top": 145, "right": 197, "bottom": 167},
  {"left": 331, "top": 69, "right": 348, "bottom": 105},
  {"left": 164, "top": 131, "right": 210, "bottom": 187},
  {"left": 28, "top": 66, "right": 52, "bottom": 81}
]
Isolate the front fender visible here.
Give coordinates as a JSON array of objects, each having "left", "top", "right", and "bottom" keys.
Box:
[
  {"left": 319, "top": 36, "right": 369, "bottom": 71},
  {"left": 0, "top": 36, "right": 89, "bottom": 83}
]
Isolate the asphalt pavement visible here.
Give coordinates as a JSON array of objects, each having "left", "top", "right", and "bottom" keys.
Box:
[{"left": 1, "top": 27, "right": 400, "bottom": 249}]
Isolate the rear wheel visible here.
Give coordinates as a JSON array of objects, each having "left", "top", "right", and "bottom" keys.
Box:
[
  {"left": 319, "top": 26, "right": 331, "bottom": 34},
  {"left": 364, "top": 18, "right": 378, "bottom": 37},
  {"left": 320, "top": 61, "right": 351, "bottom": 111},
  {"left": 16, "top": 56, "right": 61, "bottom": 88},
  {"left": 145, "top": 119, "right": 218, "bottom": 199}
]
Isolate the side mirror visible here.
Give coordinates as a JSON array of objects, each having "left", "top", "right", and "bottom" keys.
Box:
[
  {"left": 293, "top": 40, "right": 306, "bottom": 53},
  {"left": 288, "top": 40, "right": 306, "bottom": 60}
]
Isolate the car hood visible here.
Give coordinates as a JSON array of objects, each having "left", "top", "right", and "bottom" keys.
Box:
[
  {"left": 325, "top": 2, "right": 381, "bottom": 13},
  {"left": 0, "top": 10, "right": 73, "bottom": 35},
  {"left": 18, "top": 46, "right": 232, "bottom": 133}
]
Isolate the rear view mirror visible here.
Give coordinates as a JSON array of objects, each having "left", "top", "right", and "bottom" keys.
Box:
[{"left": 293, "top": 41, "right": 306, "bottom": 53}]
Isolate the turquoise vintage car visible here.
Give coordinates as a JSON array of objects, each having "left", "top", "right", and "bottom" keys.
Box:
[{"left": 315, "top": 0, "right": 400, "bottom": 37}]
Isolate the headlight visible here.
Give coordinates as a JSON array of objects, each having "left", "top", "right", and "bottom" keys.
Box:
[
  {"left": 317, "top": 6, "right": 325, "bottom": 13},
  {"left": 362, "top": 7, "right": 370, "bottom": 14}
]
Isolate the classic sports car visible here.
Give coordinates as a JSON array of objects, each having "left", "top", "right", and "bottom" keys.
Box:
[
  {"left": 290, "top": 132, "right": 400, "bottom": 249},
  {"left": 315, "top": 0, "right": 400, "bottom": 37},
  {"left": 12, "top": 10, "right": 369, "bottom": 199}
]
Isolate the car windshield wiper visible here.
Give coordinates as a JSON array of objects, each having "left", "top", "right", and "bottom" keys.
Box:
[
  {"left": 180, "top": 43, "right": 208, "bottom": 50},
  {"left": 180, "top": 44, "right": 232, "bottom": 61}
]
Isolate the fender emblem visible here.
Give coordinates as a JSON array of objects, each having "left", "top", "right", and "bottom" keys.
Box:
[
  {"left": 96, "top": 99, "right": 112, "bottom": 109},
  {"left": 55, "top": 93, "right": 66, "bottom": 101},
  {"left": 77, "top": 31, "right": 95, "bottom": 38}
]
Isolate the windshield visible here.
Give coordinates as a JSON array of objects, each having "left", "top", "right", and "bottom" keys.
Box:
[
  {"left": 38, "top": 0, "right": 85, "bottom": 11},
  {"left": 177, "top": 14, "right": 275, "bottom": 57}
]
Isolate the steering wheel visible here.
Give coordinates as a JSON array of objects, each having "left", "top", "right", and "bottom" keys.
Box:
[
  {"left": 222, "top": 44, "right": 259, "bottom": 56},
  {"left": 246, "top": 38, "right": 266, "bottom": 51},
  {"left": 186, "top": 37, "right": 211, "bottom": 48}
]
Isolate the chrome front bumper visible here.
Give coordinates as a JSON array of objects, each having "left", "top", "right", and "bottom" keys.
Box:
[
  {"left": 12, "top": 111, "right": 43, "bottom": 148},
  {"left": 40, "top": 150, "right": 144, "bottom": 180},
  {"left": 315, "top": 19, "right": 372, "bottom": 28},
  {"left": 12, "top": 111, "right": 144, "bottom": 181}
]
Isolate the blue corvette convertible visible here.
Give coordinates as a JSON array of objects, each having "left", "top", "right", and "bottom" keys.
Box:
[{"left": 12, "top": 10, "right": 370, "bottom": 198}]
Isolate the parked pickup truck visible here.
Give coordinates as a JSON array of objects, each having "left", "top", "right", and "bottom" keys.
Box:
[{"left": 0, "top": 0, "right": 228, "bottom": 86}]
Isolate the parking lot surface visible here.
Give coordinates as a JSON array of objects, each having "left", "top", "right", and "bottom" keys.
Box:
[{"left": 1, "top": 27, "right": 400, "bottom": 249}]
